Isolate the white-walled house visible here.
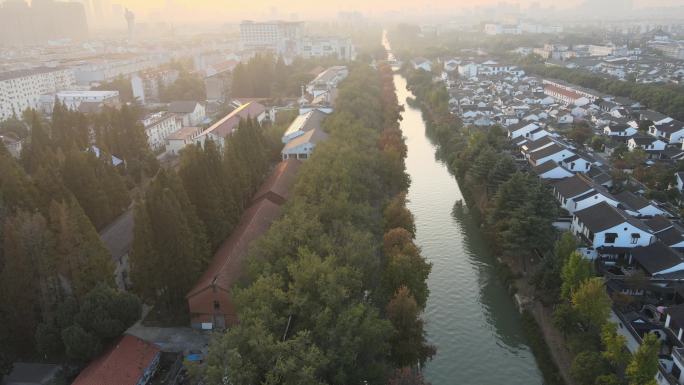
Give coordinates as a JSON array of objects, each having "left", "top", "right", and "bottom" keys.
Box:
[
  {"left": 521, "top": 136, "right": 555, "bottom": 158},
  {"left": 614, "top": 191, "right": 667, "bottom": 217},
  {"left": 281, "top": 126, "right": 329, "bottom": 160},
  {"left": 529, "top": 143, "right": 575, "bottom": 167},
  {"left": 572, "top": 191, "right": 620, "bottom": 213},
  {"left": 560, "top": 154, "right": 592, "bottom": 173},
  {"left": 411, "top": 58, "right": 432, "bottom": 72},
  {"left": 533, "top": 160, "right": 573, "bottom": 180},
  {"left": 142, "top": 112, "right": 182, "bottom": 152},
  {"left": 571, "top": 202, "right": 654, "bottom": 248},
  {"left": 628, "top": 136, "right": 667, "bottom": 152},
  {"left": 676, "top": 172, "right": 684, "bottom": 192},
  {"left": 553, "top": 174, "right": 595, "bottom": 213},
  {"left": 507, "top": 122, "right": 540, "bottom": 140},
  {"left": 649, "top": 120, "right": 684, "bottom": 144},
  {"left": 282, "top": 110, "right": 328, "bottom": 144},
  {"left": 169, "top": 101, "right": 206, "bottom": 127},
  {"left": 604, "top": 124, "right": 637, "bottom": 137},
  {"left": 525, "top": 128, "right": 550, "bottom": 142}
]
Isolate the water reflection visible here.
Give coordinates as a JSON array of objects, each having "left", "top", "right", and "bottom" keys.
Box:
[{"left": 395, "top": 73, "right": 543, "bottom": 385}]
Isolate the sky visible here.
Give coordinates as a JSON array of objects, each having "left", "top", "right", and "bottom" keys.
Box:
[{"left": 80, "top": 0, "right": 684, "bottom": 24}]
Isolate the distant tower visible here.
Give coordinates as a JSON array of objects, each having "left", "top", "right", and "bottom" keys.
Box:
[{"left": 124, "top": 8, "right": 135, "bottom": 40}]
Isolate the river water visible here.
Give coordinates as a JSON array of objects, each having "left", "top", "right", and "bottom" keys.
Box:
[{"left": 394, "top": 73, "right": 545, "bottom": 385}]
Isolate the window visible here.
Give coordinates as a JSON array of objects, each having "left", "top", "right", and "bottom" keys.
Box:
[
  {"left": 631, "top": 233, "right": 641, "bottom": 244},
  {"left": 213, "top": 301, "right": 220, "bottom": 310},
  {"left": 604, "top": 233, "right": 618, "bottom": 244}
]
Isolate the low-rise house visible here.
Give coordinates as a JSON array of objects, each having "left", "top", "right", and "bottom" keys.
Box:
[
  {"left": 533, "top": 160, "right": 573, "bottom": 180},
  {"left": 529, "top": 143, "right": 575, "bottom": 167},
  {"left": 281, "top": 126, "right": 329, "bottom": 160},
  {"left": 142, "top": 112, "right": 182, "bottom": 152},
  {"left": 411, "top": 57, "right": 432, "bottom": 72},
  {"left": 604, "top": 123, "right": 637, "bottom": 137},
  {"left": 571, "top": 201, "right": 654, "bottom": 249},
  {"left": 168, "top": 101, "right": 206, "bottom": 127},
  {"left": 553, "top": 174, "right": 595, "bottom": 213},
  {"left": 524, "top": 128, "right": 550, "bottom": 142},
  {"left": 560, "top": 154, "right": 592, "bottom": 173},
  {"left": 615, "top": 191, "right": 667, "bottom": 217},
  {"left": 521, "top": 136, "right": 555, "bottom": 158},
  {"left": 282, "top": 110, "right": 328, "bottom": 144},
  {"left": 676, "top": 172, "right": 684, "bottom": 192},
  {"left": 630, "top": 242, "right": 684, "bottom": 279},
  {"left": 645, "top": 216, "right": 684, "bottom": 250},
  {"left": 649, "top": 120, "right": 684, "bottom": 144},
  {"left": 165, "top": 126, "right": 203, "bottom": 155},
  {"left": 628, "top": 136, "right": 667, "bottom": 152},
  {"left": 507, "top": 122, "right": 540, "bottom": 140},
  {"left": 306, "top": 66, "right": 348, "bottom": 97},
  {"left": 198, "top": 102, "right": 267, "bottom": 149},
  {"left": 186, "top": 159, "right": 301, "bottom": 329},
  {"left": 71, "top": 335, "right": 161, "bottom": 385},
  {"left": 572, "top": 190, "right": 620, "bottom": 213}
]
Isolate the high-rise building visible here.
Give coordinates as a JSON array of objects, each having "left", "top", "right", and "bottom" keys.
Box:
[
  {"left": 0, "top": 67, "right": 75, "bottom": 121},
  {"left": 239, "top": 20, "right": 303, "bottom": 56}
]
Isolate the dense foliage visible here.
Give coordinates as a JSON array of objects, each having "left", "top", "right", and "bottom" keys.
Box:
[
  {"left": 0, "top": 105, "right": 147, "bottom": 370},
  {"left": 201, "top": 64, "right": 433, "bottom": 384},
  {"left": 130, "top": 118, "right": 282, "bottom": 309},
  {"left": 231, "top": 54, "right": 344, "bottom": 99}
]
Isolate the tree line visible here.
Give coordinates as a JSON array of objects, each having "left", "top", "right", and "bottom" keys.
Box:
[
  {"left": 194, "top": 63, "right": 434, "bottom": 384},
  {"left": 129, "top": 117, "right": 286, "bottom": 311},
  {"left": 231, "top": 54, "right": 345, "bottom": 99},
  {"left": 405, "top": 66, "right": 661, "bottom": 385},
  {"left": 0, "top": 103, "right": 158, "bottom": 373}
]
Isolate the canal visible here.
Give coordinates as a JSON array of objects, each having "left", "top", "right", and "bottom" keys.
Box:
[{"left": 394, "top": 73, "right": 546, "bottom": 385}]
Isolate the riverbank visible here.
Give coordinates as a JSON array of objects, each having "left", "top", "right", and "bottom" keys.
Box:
[
  {"left": 400, "top": 68, "right": 575, "bottom": 385},
  {"left": 394, "top": 72, "right": 545, "bottom": 385}
]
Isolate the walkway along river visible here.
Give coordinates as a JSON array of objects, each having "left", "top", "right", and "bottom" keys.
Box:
[{"left": 394, "top": 73, "right": 546, "bottom": 385}]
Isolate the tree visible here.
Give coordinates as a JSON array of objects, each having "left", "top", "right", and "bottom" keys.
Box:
[
  {"left": 601, "top": 322, "right": 629, "bottom": 368},
  {"left": 388, "top": 368, "right": 429, "bottom": 385},
  {"left": 623, "top": 148, "right": 648, "bottom": 169},
  {"left": 49, "top": 198, "right": 115, "bottom": 300},
  {"left": 626, "top": 333, "right": 660, "bottom": 385},
  {"left": 75, "top": 284, "right": 141, "bottom": 341},
  {"left": 61, "top": 324, "right": 101, "bottom": 363},
  {"left": 568, "top": 123, "right": 594, "bottom": 146},
  {"left": 553, "top": 302, "right": 580, "bottom": 337},
  {"left": 595, "top": 374, "right": 621, "bottom": 385},
  {"left": 561, "top": 252, "right": 593, "bottom": 300},
  {"left": 382, "top": 252, "right": 431, "bottom": 309},
  {"left": 386, "top": 286, "right": 435, "bottom": 367},
  {"left": 130, "top": 170, "right": 209, "bottom": 308},
  {"left": 384, "top": 193, "right": 416, "bottom": 236},
  {"left": 572, "top": 278, "right": 611, "bottom": 329},
  {"left": 571, "top": 351, "right": 610, "bottom": 385}
]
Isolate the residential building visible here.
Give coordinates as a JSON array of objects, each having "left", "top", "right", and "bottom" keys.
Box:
[
  {"left": 528, "top": 143, "right": 575, "bottom": 167},
  {"left": 239, "top": 20, "right": 303, "bottom": 56},
  {"left": 533, "top": 160, "right": 574, "bottom": 180},
  {"left": 615, "top": 191, "right": 667, "bottom": 217},
  {"left": 281, "top": 126, "right": 329, "bottom": 160},
  {"left": 168, "top": 101, "right": 206, "bottom": 127},
  {"left": 306, "top": 66, "right": 348, "bottom": 98},
  {"left": 300, "top": 36, "right": 355, "bottom": 61},
  {"left": 411, "top": 57, "right": 432, "bottom": 72},
  {"left": 627, "top": 136, "right": 667, "bottom": 152},
  {"left": 199, "top": 101, "right": 267, "bottom": 149},
  {"left": 40, "top": 90, "right": 119, "bottom": 114},
  {"left": 571, "top": 202, "right": 654, "bottom": 249},
  {"left": 604, "top": 124, "right": 637, "bottom": 137},
  {"left": 0, "top": 67, "right": 75, "bottom": 121},
  {"left": 282, "top": 110, "right": 328, "bottom": 144},
  {"left": 166, "top": 127, "right": 203, "bottom": 155},
  {"left": 186, "top": 159, "right": 301, "bottom": 329},
  {"left": 142, "top": 112, "right": 182, "bottom": 152},
  {"left": 71, "top": 335, "right": 161, "bottom": 385}
]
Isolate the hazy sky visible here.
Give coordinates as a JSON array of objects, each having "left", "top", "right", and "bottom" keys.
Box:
[{"left": 93, "top": 0, "right": 684, "bottom": 23}]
